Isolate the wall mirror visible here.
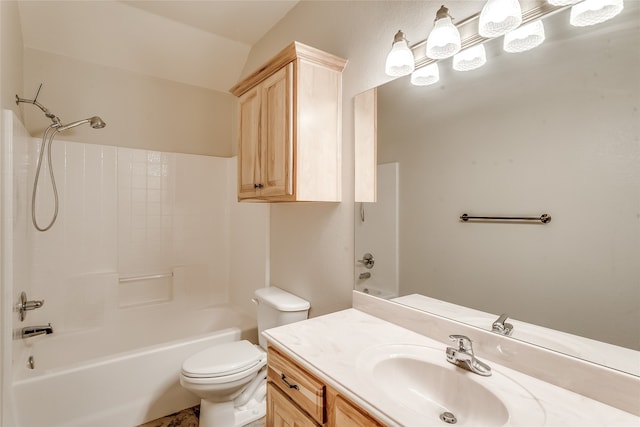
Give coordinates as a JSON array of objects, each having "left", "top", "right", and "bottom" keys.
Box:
[{"left": 354, "top": 3, "right": 639, "bottom": 376}]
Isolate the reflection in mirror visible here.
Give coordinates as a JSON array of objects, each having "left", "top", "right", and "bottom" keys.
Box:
[{"left": 354, "top": 3, "right": 639, "bottom": 376}]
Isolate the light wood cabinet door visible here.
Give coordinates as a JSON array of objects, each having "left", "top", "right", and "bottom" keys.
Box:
[
  {"left": 333, "top": 395, "right": 384, "bottom": 427},
  {"left": 267, "top": 383, "right": 320, "bottom": 427},
  {"left": 237, "top": 87, "right": 261, "bottom": 199},
  {"left": 260, "top": 64, "right": 293, "bottom": 198}
]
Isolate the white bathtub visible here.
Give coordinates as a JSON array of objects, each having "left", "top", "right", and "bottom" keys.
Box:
[{"left": 12, "top": 305, "right": 256, "bottom": 427}]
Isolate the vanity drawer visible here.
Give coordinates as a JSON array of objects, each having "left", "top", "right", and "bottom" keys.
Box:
[{"left": 267, "top": 346, "right": 326, "bottom": 424}]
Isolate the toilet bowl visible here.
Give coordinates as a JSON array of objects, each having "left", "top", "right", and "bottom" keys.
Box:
[
  {"left": 179, "top": 287, "right": 310, "bottom": 427},
  {"left": 180, "top": 341, "right": 268, "bottom": 426}
]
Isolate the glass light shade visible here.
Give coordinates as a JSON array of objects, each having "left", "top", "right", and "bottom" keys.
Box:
[
  {"left": 385, "top": 32, "right": 415, "bottom": 76},
  {"left": 411, "top": 63, "right": 440, "bottom": 86},
  {"left": 478, "top": 0, "right": 523, "bottom": 38},
  {"left": 546, "top": 0, "right": 581, "bottom": 5},
  {"left": 426, "top": 16, "right": 462, "bottom": 59},
  {"left": 570, "top": 0, "right": 624, "bottom": 27},
  {"left": 453, "top": 44, "right": 487, "bottom": 71},
  {"left": 503, "top": 20, "right": 546, "bottom": 53}
]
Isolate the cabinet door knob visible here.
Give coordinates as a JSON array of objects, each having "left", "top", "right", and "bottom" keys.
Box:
[{"left": 254, "top": 183, "right": 264, "bottom": 189}]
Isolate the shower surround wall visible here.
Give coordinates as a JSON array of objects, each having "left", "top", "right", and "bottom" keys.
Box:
[
  {"left": 23, "top": 136, "right": 236, "bottom": 333},
  {"left": 2, "top": 110, "right": 269, "bottom": 425}
]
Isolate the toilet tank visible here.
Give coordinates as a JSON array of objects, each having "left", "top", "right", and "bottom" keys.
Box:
[{"left": 254, "top": 287, "right": 310, "bottom": 348}]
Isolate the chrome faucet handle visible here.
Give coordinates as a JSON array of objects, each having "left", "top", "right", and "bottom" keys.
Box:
[
  {"left": 447, "top": 334, "right": 492, "bottom": 376},
  {"left": 16, "top": 292, "right": 45, "bottom": 322},
  {"left": 492, "top": 314, "right": 514, "bottom": 336},
  {"left": 449, "top": 334, "right": 473, "bottom": 353}
]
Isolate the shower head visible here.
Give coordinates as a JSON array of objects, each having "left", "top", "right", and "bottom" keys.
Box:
[{"left": 58, "top": 116, "right": 106, "bottom": 132}]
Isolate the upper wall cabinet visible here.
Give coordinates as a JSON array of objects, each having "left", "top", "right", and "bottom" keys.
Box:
[{"left": 230, "top": 42, "right": 347, "bottom": 202}]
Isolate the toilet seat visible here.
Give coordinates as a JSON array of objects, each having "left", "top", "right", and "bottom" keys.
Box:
[{"left": 181, "top": 340, "right": 265, "bottom": 380}]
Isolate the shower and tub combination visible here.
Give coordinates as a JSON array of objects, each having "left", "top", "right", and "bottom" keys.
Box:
[{"left": 2, "top": 88, "right": 270, "bottom": 426}]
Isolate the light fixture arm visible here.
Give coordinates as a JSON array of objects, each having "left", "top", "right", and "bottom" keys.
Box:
[
  {"left": 392, "top": 30, "right": 407, "bottom": 45},
  {"left": 435, "top": 5, "right": 452, "bottom": 21}
]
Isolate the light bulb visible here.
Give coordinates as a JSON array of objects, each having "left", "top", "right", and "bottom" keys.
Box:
[
  {"left": 426, "top": 6, "right": 462, "bottom": 59},
  {"left": 479, "top": 0, "right": 523, "bottom": 38},
  {"left": 570, "top": 0, "right": 624, "bottom": 27},
  {"left": 453, "top": 44, "right": 487, "bottom": 71},
  {"left": 385, "top": 30, "right": 415, "bottom": 77},
  {"left": 504, "top": 20, "right": 546, "bottom": 53},
  {"left": 411, "top": 63, "right": 440, "bottom": 86}
]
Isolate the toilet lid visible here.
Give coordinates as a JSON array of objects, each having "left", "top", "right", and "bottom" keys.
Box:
[{"left": 182, "top": 340, "right": 263, "bottom": 378}]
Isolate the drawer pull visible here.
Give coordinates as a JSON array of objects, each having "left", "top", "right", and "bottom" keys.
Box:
[{"left": 281, "top": 373, "right": 299, "bottom": 390}]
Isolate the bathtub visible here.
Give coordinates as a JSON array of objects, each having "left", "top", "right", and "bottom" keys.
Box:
[{"left": 12, "top": 305, "right": 257, "bottom": 427}]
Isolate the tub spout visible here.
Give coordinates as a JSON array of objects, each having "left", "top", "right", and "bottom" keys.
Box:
[{"left": 21, "top": 323, "right": 53, "bottom": 339}]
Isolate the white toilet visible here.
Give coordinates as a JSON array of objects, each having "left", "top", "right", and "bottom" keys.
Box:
[{"left": 180, "top": 287, "right": 310, "bottom": 427}]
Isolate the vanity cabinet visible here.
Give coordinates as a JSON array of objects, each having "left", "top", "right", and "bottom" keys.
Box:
[
  {"left": 266, "top": 346, "right": 383, "bottom": 427},
  {"left": 230, "top": 42, "right": 347, "bottom": 202}
]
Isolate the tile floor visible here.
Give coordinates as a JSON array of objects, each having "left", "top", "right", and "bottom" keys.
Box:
[{"left": 138, "top": 406, "right": 265, "bottom": 427}]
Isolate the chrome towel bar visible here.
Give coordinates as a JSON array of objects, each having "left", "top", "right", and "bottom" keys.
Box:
[{"left": 460, "top": 213, "right": 551, "bottom": 224}]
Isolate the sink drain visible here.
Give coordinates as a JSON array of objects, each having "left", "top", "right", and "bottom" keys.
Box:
[{"left": 440, "top": 411, "right": 457, "bottom": 424}]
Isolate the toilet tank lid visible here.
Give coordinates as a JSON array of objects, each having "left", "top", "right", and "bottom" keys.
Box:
[{"left": 254, "top": 287, "right": 310, "bottom": 311}]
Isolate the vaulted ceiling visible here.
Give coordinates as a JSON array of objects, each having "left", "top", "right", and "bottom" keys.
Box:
[{"left": 17, "top": 1, "right": 299, "bottom": 92}]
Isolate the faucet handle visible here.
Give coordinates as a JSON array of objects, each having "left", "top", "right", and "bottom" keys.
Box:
[
  {"left": 492, "top": 314, "right": 514, "bottom": 336},
  {"left": 449, "top": 334, "right": 473, "bottom": 352},
  {"left": 16, "top": 292, "right": 45, "bottom": 322}
]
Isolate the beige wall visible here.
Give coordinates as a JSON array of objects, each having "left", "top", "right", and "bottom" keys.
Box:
[
  {"left": 0, "top": 2, "right": 23, "bottom": 425},
  {"left": 22, "top": 48, "right": 234, "bottom": 157},
  {"left": 1, "top": 0, "right": 24, "bottom": 117},
  {"left": 241, "top": 1, "right": 431, "bottom": 316}
]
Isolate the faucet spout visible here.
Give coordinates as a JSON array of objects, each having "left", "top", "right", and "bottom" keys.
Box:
[
  {"left": 21, "top": 323, "right": 53, "bottom": 339},
  {"left": 446, "top": 334, "right": 491, "bottom": 376}
]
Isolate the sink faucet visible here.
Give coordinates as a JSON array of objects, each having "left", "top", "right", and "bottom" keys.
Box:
[
  {"left": 21, "top": 323, "right": 53, "bottom": 339},
  {"left": 446, "top": 335, "right": 492, "bottom": 376},
  {"left": 492, "top": 314, "right": 513, "bottom": 336}
]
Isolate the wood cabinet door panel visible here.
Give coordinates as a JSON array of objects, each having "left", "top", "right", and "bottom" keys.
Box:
[
  {"left": 267, "top": 382, "right": 320, "bottom": 427},
  {"left": 260, "top": 64, "right": 293, "bottom": 198},
  {"left": 237, "top": 87, "right": 261, "bottom": 199},
  {"left": 334, "top": 395, "right": 384, "bottom": 427}
]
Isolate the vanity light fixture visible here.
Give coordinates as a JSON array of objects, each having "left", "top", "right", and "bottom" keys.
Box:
[
  {"left": 453, "top": 44, "right": 487, "bottom": 71},
  {"left": 411, "top": 63, "right": 440, "bottom": 86},
  {"left": 384, "top": 0, "right": 626, "bottom": 88},
  {"left": 570, "top": 0, "right": 624, "bottom": 27},
  {"left": 503, "top": 20, "right": 546, "bottom": 53},
  {"left": 385, "top": 30, "right": 415, "bottom": 76},
  {"left": 426, "top": 5, "right": 462, "bottom": 59},
  {"left": 478, "top": 0, "right": 523, "bottom": 37}
]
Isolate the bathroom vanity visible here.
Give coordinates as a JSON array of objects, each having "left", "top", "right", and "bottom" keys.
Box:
[
  {"left": 266, "top": 345, "right": 383, "bottom": 426},
  {"left": 263, "top": 295, "right": 640, "bottom": 426}
]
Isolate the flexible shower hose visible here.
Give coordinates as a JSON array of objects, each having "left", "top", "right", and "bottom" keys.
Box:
[{"left": 32, "top": 124, "right": 61, "bottom": 232}]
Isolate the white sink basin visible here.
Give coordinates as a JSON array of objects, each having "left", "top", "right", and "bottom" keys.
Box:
[{"left": 357, "top": 344, "right": 546, "bottom": 426}]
